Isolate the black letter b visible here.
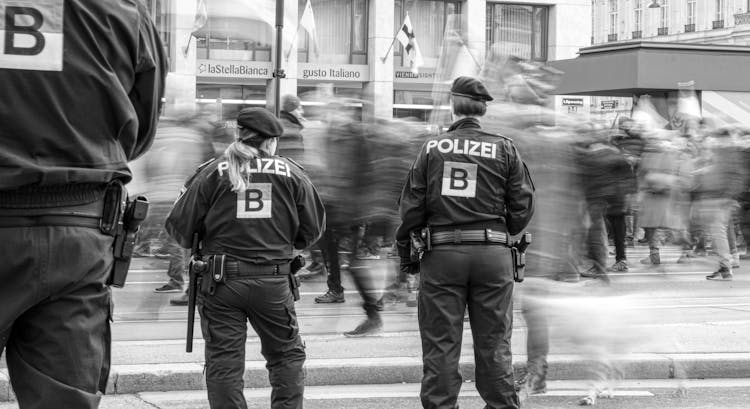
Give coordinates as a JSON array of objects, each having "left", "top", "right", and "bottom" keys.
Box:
[{"left": 5, "top": 7, "right": 45, "bottom": 56}]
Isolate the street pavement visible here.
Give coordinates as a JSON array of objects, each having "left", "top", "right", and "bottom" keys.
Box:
[
  {"left": 2, "top": 245, "right": 749, "bottom": 403},
  {"left": 3, "top": 379, "right": 750, "bottom": 408}
]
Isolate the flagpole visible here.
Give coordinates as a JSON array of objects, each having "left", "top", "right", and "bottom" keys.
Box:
[
  {"left": 284, "top": 26, "right": 300, "bottom": 62},
  {"left": 273, "top": 0, "right": 286, "bottom": 118},
  {"left": 453, "top": 32, "right": 482, "bottom": 71},
  {"left": 380, "top": 35, "right": 399, "bottom": 63}
]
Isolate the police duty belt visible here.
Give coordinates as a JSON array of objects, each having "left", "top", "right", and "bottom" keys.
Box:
[{"left": 430, "top": 229, "right": 508, "bottom": 246}]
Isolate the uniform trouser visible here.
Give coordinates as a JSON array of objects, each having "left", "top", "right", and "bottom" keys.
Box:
[
  {"left": 418, "top": 245, "right": 519, "bottom": 409},
  {"left": 198, "top": 276, "right": 306, "bottom": 409},
  {"left": 0, "top": 225, "right": 113, "bottom": 409},
  {"left": 322, "top": 228, "right": 380, "bottom": 319}
]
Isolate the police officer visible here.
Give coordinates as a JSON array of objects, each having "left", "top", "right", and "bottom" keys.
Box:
[
  {"left": 166, "top": 108, "right": 326, "bottom": 409},
  {"left": 396, "top": 76, "right": 535, "bottom": 409},
  {"left": 0, "top": 1, "right": 166, "bottom": 408}
]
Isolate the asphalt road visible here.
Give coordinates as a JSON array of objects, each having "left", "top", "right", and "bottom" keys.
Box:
[{"left": 114, "top": 245, "right": 750, "bottom": 344}]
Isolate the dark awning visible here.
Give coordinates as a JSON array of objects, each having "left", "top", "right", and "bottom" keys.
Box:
[{"left": 548, "top": 41, "right": 750, "bottom": 96}]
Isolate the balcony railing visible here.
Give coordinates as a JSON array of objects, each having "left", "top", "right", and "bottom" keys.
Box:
[
  {"left": 608, "top": 33, "right": 618, "bottom": 42},
  {"left": 712, "top": 19, "right": 725, "bottom": 29},
  {"left": 735, "top": 12, "right": 750, "bottom": 25},
  {"left": 632, "top": 30, "right": 642, "bottom": 39},
  {"left": 684, "top": 23, "right": 696, "bottom": 32},
  {"left": 657, "top": 27, "right": 669, "bottom": 35}
]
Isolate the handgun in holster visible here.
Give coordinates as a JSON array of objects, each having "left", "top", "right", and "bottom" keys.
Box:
[
  {"left": 511, "top": 232, "right": 532, "bottom": 283},
  {"left": 288, "top": 255, "right": 305, "bottom": 301},
  {"left": 101, "top": 180, "right": 149, "bottom": 288},
  {"left": 187, "top": 232, "right": 208, "bottom": 353},
  {"left": 409, "top": 228, "right": 431, "bottom": 262}
]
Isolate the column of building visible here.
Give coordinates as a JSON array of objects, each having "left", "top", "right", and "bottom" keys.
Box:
[
  {"left": 165, "top": 0, "right": 198, "bottom": 116},
  {"left": 363, "top": 0, "right": 395, "bottom": 121}
]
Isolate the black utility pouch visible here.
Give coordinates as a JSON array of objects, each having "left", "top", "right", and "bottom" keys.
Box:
[{"left": 288, "top": 274, "right": 301, "bottom": 301}]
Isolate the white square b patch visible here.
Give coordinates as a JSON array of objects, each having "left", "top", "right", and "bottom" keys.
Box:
[
  {"left": 237, "top": 183, "right": 272, "bottom": 219},
  {"left": 441, "top": 161, "right": 477, "bottom": 198},
  {"left": 0, "top": 0, "right": 65, "bottom": 71}
]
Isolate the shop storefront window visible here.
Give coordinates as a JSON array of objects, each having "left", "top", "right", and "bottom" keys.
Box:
[
  {"left": 297, "top": 0, "right": 369, "bottom": 64},
  {"left": 486, "top": 3, "right": 548, "bottom": 62},
  {"left": 394, "top": 0, "right": 461, "bottom": 67}
]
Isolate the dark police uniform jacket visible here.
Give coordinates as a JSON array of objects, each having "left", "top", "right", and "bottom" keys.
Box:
[
  {"left": 166, "top": 155, "right": 326, "bottom": 264},
  {"left": 0, "top": 0, "right": 167, "bottom": 189},
  {"left": 396, "top": 118, "right": 535, "bottom": 241}
]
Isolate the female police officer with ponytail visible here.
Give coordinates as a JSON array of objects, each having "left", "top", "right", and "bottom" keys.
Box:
[
  {"left": 396, "top": 76, "right": 535, "bottom": 409},
  {"left": 166, "top": 107, "right": 326, "bottom": 409}
]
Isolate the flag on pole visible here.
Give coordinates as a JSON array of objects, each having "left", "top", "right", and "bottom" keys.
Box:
[
  {"left": 192, "top": 0, "right": 208, "bottom": 33},
  {"left": 299, "top": 0, "right": 319, "bottom": 58},
  {"left": 395, "top": 14, "right": 424, "bottom": 74}
]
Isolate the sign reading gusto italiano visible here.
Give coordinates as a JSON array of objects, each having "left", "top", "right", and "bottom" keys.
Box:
[{"left": 298, "top": 63, "right": 369, "bottom": 81}]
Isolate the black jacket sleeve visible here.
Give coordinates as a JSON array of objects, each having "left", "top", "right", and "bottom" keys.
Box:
[
  {"left": 125, "top": 1, "right": 169, "bottom": 161},
  {"left": 293, "top": 171, "right": 327, "bottom": 250},
  {"left": 165, "top": 171, "right": 210, "bottom": 249},
  {"left": 395, "top": 144, "right": 429, "bottom": 242},
  {"left": 505, "top": 145, "right": 535, "bottom": 235}
]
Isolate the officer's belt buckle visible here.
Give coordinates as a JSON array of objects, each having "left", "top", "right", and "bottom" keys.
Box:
[
  {"left": 485, "top": 229, "right": 507, "bottom": 245},
  {"left": 453, "top": 229, "right": 461, "bottom": 244}
]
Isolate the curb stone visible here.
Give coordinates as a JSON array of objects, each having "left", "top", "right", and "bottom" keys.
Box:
[{"left": 2, "top": 353, "right": 750, "bottom": 401}]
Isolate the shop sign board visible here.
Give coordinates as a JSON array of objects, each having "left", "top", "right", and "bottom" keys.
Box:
[
  {"left": 600, "top": 100, "right": 619, "bottom": 109},
  {"left": 298, "top": 63, "right": 369, "bottom": 81},
  {"left": 197, "top": 60, "right": 272, "bottom": 79},
  {"left": 393, "top": 68, "right": 437, "bottom": 83},
  {"left": 561, "top": 97, "right": 585, "bottom": 106}
]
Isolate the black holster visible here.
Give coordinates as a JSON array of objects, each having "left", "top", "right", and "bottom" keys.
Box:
[{"left": 101, "top": 181, "right": 149, "bottom": 288}]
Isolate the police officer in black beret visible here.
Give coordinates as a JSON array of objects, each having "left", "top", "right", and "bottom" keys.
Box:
[
  {"left": 166, "top": 107, "right": 326, "bottom": 409},
  {"left": 396, "top": 76, "right": 535, "bottom": 409}
]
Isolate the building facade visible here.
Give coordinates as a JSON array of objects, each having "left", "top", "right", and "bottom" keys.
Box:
[
  {"left": 592, "top": 0, "right": 750, "bottom": 45},
  {"left": 143, "top": 0, "right": 590, "bottom": 125}
]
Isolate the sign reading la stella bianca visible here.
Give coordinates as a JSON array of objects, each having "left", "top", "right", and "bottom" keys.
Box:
[{"left": 197, "top": 60, "right": 272, "bottom": 79}]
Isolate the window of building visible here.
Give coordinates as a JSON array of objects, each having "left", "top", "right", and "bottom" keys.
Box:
[
  {"left": 142, "top": 0, "right": 173, "bottom": 68},
  {"left": 395, "top": 0, "right": 461, "bottom": 67},
  {"left": 297, "top": 0, "right": 368, "bottom": 64},
  {"left": 608, "top": 0, "right": 618, "bottom": 35},
  {"left": 633, "top": 0, "right": 643, "bottom": 32},
  {"left": 193, "top": 1, "right": 274, "bottom": 62},
  {"left": 660, "top": 0, "right": 669, "bottom": 28},
  {"left": 486, "top": 3, "right": 549, "bottom": 62},
  {"left": 687, "top": 0, "right": 697, "bottom": 25}
]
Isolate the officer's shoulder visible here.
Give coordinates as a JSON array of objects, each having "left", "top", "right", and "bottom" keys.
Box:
[
  {"left": 281, "top": 156, "right": 304, "bottom": 171},
  {"left": 197, "top": 158, "right": 217, "bottom": 172},
  {"left": 481, "top": 130, "right": 513, "bottom": 143}
]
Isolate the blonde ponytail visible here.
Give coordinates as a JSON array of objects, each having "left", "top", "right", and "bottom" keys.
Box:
[{"left": 224, "top": 140, "right": 259, "bottom": 192}]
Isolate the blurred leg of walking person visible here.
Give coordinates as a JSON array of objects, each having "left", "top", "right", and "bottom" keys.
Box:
[
  {"left": 315, "top": 229, "right": 345, "bottom": 303},
  {"left": 702, "top": 200, "right": 734, "bottom": 280},
  {"left": 582, "top": 202, "right": 609, "bottom": 281},
  {"left": 640, "top": 227, "right": 661, "bottom": 265},
  {"left": 606, "top": 213, "right": 628, "bottom": 272}
]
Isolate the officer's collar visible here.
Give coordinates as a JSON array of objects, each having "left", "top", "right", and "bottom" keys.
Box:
[{"left": 447, "top": 117, "right": 481, "bottom": 132}]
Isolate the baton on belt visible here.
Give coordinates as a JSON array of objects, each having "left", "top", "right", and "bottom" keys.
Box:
[{"left": 186, "top": 232, "right": 207, "bottom": 353}]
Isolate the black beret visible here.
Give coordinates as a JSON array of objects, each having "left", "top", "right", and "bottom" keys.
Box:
[
  {"left": 236, "top": 107, "right": 283, "bottom": 138},
  {"left": 450, "top": 76, "right": 493, "bottom": 102}
]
